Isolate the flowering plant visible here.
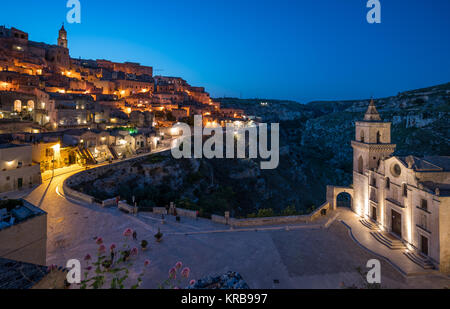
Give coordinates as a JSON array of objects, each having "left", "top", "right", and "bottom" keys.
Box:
[
  {"left": 158, "top": 261, "right": 192, "bottom": 289},
  {"left": 79, "top": 229, "right": 146, "bottom": 289},
  {"left": 73, "top": 228, "right": 193, "bottom": 289}
]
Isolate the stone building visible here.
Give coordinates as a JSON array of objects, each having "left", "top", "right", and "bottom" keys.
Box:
[
  {"left": 0, "top": 143, "right": 41, "bottom": 193},
  {"left": 47, "top": 93, "right": 93, "bottom": 128},
  {"left": 328, "top": 100, "right": 450, "bottom": 273},
  {"left": 0, "top": 199, "right": 47, "bottom": 266}
]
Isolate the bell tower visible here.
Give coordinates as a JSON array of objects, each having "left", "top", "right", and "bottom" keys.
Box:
[
  {"left": 58, "top": 23, "right": 68, "bottom": 49},
  {"left": 351, "top": 99, "right": 396, "bottom": 174},
  {"left": 351, "top": 99, "right": 396, "bottom": 217}
]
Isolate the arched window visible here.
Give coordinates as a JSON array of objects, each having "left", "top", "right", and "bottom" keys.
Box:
[
  {"left": 358, "top": 156, "right": 364, "bottom": 174},
  {"left": 360, "top": 130, "right": 365, "bottom": 143},
  {"left": 377, "top": 131, "right": 381, "bottom": 144},
  {"left": 14, "top": 100, "right": 22, "bottom": 112},
  {"left": 27, "top": 100, "right": 35, "bottom": 111}
]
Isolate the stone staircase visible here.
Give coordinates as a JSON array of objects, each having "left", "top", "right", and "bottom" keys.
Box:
[
  {"left": 370, "top": 231, "right": 407, "bottom": 250},
  {"left": 360, "top": 219, "right": 377, "bottom": 230},
  {"left": 404, "top": 251, "right": 435, "bottom": 270}
]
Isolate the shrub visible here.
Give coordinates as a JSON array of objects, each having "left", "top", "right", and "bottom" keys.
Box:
[
  {"left": 141, "top": 240, "right": 148, "bottom": 249},
  {"left": 256, "top": 208, "right": 275, "bottom": 218},
  {"left": 282, "top": 204, "right": 298, "bottom": 216},
  {"left": 154, "top": 228, "right": 163, "bottom": 242}
]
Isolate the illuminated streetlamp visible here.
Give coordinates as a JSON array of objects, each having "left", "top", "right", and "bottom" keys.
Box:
[{"left": 51, "top": 143, "right": 60, "bottom": 178}]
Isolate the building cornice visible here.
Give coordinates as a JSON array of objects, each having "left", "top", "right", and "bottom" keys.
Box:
[{"left": 351, "top": 140, "right": 396, "bottom": 152}]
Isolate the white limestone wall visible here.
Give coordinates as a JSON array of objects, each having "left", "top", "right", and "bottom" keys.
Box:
[
  {"left": 353, "top": 171, "right": 368, "bottom": 217},
  {"left": 439, "top": 196, "right": 450, "bottom": 273}
]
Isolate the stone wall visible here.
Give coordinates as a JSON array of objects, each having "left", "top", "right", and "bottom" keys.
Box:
[
  {"left": 102, "top": 198, "right": 117, "bottom": 207},
  {"left": 212, "top": 215, "right": 227, "bottom": 225},
  {"left": 63, "top": 154, "right": 157, "bottom": 206},
  {"left": 153, "top": 207, "right": 167, "bottom": 215},
  {"left": 229, "top": 215, "right": 309, "bottom": 227},
  {"left": 439, "top": 196, "right": 450, "bottom": 274},
  {"left": 118, "top": 201, "right": 137, "bottom": 214},
  {"left": 63, "top": 180, "right": 95, "bottom": 204},
  {"left": 0, "top": 164, "right": 41, "bottom": 193},
  {"left": 217, "top": 202, "right": 331, "bottom": 227},
  {"left": 176, "top": 208, "right": 197, "bottom": 219}
]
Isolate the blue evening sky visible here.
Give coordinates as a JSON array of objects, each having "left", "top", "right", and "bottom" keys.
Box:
[{"left": 1, "top": 0, "right": 449, "bottom": 102}]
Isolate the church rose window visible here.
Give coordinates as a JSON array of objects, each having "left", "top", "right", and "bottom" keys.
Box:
[{"left": 391, "top": 164, "right": 401, "bottom": 177}]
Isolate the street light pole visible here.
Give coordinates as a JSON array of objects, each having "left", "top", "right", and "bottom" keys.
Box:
[{"left": 52, "top": 152, "right": 55, "bottom": 178}]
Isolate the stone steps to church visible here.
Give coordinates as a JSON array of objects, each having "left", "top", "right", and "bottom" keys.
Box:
[{"left": 370, "top": 231, "right": 406, "bottom": 250}]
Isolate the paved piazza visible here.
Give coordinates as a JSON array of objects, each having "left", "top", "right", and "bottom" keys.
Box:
[{"left": 21, "top": 169, "right": 450, "bottom": 289}]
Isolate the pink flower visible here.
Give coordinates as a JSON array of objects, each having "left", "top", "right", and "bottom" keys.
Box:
[
  {"left": 181, "top": 267, "right": 190, "bottom": 278},
  {"left": 169, "top": 267, "right": 177, "bottom": 279},
  {"left": 84, "top": 254, "right": 91, "bottom": 261},
  {"left": 189, "top": 280, "right": 196, "bottom": 286},
  {"left": 130, "top": 247, "right": 138, "bottom": 256},
  {"left": 144, "top": 260, "right": 151, "bottom": 267},
  {"left": 175, "top": 261, "right": 182, "bottom": 270},
  {"left": 47, "top": 264, "right": 57, "bottom": 272},
  {"left": 110, "top": 244, "right": 116, "bottom": 251},
  {"left": 98, "top": 245, "right": 106, "bottom": 253},
  {"left": 123, "top": 228, "right": 133, "bottom": 237},
  {"left": 96, "top": 237, "right": 103, "bottom": 245}
]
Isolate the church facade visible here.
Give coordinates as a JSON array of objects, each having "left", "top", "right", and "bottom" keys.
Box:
[{"left": 330, "top": 100, "right": 450, "bottom": 273}]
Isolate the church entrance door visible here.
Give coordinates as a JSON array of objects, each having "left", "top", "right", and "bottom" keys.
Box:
[{"left": 391, "top": 210, "right": 402, "bottom": 238}]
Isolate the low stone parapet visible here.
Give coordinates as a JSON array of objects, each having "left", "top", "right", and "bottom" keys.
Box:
[
  {"left": 63, "top": 179, "right": 94, "bottom": 204},
  {"left": 229, "top": 215, "right": 310, "bottom": 227},
  {"left": 310, "top": 202, "right": 331, "bottom": 221},
  {"left": 176, "top": 208, "right": 197, "bottom": 219},
  {"left": 211, "top": 215, "right": 227, "bottom": 225},
  {"left": 118, "top": 201, "right": 137, "bottom": 214},
  {"left": 153, "top": 207, "right": 168, "bottom": 215},
  {"left": 213, "top": 202, "right": 331, "bottom": 227},
  {"left": 102, "top": 198, "right": 117, "bottom": 208}
]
